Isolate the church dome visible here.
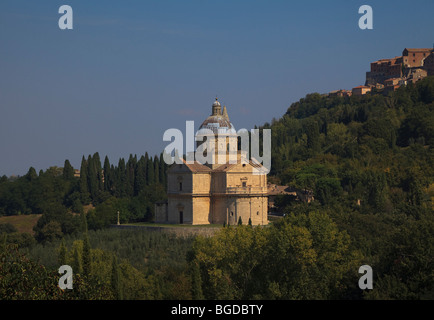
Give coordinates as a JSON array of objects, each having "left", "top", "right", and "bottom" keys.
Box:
[{"left": 196, "top": 98, "right": 236, "bottom": 136}]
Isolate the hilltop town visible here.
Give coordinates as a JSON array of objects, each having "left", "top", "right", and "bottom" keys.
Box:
[{"left": 329, "top": 46, "right": 434, "bottom": 97}]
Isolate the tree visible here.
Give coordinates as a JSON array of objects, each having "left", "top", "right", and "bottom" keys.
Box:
[
  {"left": 103, "top": 156, "right": 112, "bottom": 192},
  {"left": 82, "top": 232, "right": 91, "bottom": 278},
  {"left": 305, "top": 119, "right": 320, "bottom": 154},
  {"left": 0, "top": 223, "right": 17, "bottom": 234},
  {"left": 63, "top": 160, "right": 74, "bottom": 180},
  {"left": 126, "top": 154, "right": 137, "bottom": 197},
  {"left": 111, "top": 254, "right": 123, "bottom": 300},
  {"left": 146, "top": 153, "right": 154, "bottom": 185},
  {"left": 135, "top": 156, "right": 146, "bottom": 196},
  {"left": 0, "top": 243, "right": 113, "bottom": 299},
  {"left": 93, "top": 152, "right": 104, "bottom": 192},
  {"left": 191, "top": 212, "right": 362, "bottom": 300},
  {"left": 315, "top": 177, "right": 343, "bottom": 205},
  {"left": 26, "top": 167, "right": 38, "bottom": 182},
  {"left": 87, "top": 155, "right": 98, "bottom": 200},
  {"left": 116, "top": 158, "right": 127, "bottom": 197},
  {"left": 39, "top": 221, "right": 63, "bottom": 243},
  {"left": 80, "top": 210, "right": 88, "bottom": 233},
  {"left": 190, "top": 261, "right": 204, "bottom": 300},
  {"left": 159, "top": 153, "right": 167, "bottom": 187},
  {"left": 71, "top": 244, "right": 82, "bottom": 275},
  {"left": 79, "top": 156, "right": 90, "bottom": 204},
  {"left": 154, "top": 155, "right": 160, "bottom": 186},
  {"left": 365, "top": 212, "right": 434, "bottom": 299},
  {"left": 58, "top": 238, "right": 67, "bottom": 266}
]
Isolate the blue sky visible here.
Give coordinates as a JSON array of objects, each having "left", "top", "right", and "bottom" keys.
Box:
[{"left": 1, "top": 0, "right": 433, "bottom": 176}]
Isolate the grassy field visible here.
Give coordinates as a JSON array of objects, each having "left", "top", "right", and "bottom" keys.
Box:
[{"left": 0, "top": 214, "right": 41, "bottom": 234}]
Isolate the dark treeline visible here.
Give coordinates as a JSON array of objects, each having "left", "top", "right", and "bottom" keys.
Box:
[{"left": 0, "top": 152, "right": 168, "bottom": 243}]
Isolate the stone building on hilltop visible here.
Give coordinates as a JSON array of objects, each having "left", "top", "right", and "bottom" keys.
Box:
[
  {"left": 365, "top": 47, "right": 434, "bottom": 90},
  {"left": 155, "top": 98, "right": 268, "bottom": 225}
]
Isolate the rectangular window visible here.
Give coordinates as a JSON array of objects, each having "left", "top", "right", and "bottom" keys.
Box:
[
  {"left": 242, "top": 181, "right": 247, "bottom": 187},
  {"left": 179, "top": 182, "right": 182, "bottom": 191}
]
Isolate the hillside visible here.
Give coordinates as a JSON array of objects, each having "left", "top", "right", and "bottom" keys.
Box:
[{"left": 264, "top": 76, "right": 434, "bottom": 213}]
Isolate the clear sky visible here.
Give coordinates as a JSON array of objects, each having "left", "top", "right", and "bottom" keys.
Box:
[{"left": 1, "top": 0, "right": 433, "bottom": 176}]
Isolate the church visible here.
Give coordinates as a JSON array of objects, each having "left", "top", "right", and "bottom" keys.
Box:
[{"left": 155, "top": 98, "right": 268, "bottom": 225}]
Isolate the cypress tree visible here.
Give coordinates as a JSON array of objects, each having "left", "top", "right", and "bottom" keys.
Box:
[
  {"left": 72, "top": 245, "right": 82, "bottom": 274},
  {"left": 154, "top": 155, "right": 160, "bottom": 186},
  {"left": 126, "top": 154, "right": 136, "bottom": 197},
  {"left": 111, "top": 254, "right": 123, "bottom": 300},
  {"left": 80, "top": 210, "right": 88, "bottom": 233},
  {"left": 190, "top": 262, "right": 204, "bottom": 300},
  {"left": 146, "top": 154, "right": 155, "bottom": 185},
  {"left": 87, "top": 155, "right": 98, "bottom": 200},
  {"left": 63, "top": 159, "right": 74, "bottom": 180},
  {"left": 110, "top": 165, "right": 119, "bottom": 196},
  {"left": 135, "top": 156, "right": 146, "bottom": 196},
  {"left": 93, "top": 152, "right": 103, "bottom": 191},
  {"left": 82, "top": 234, "right": 91, "bottom": 278},
  {"left": 80, "top": 156, "right": 90, "bottom": 204},
  {"left": 26, "top": 167, "right": 38, "bottom": 181},
  {"left": 117, "top": 158, "right": 127, "bottom": 197},
  {"left": 238, "top": 216, "right": 243, "bottom": 225},
  {"left": 248, "top": 217, "right": 252, "bottom": 226},
  {"left": 103, "top": 156, "right": 111, "bottom": 192},
  {"left": 305, "top": 119, "right": 320, "bottom": 154},
  {"left": 58, "top": 238, "right": 67, "bottom": 266},
  {"left": 159, "top": 152, "right": 167, "bottom": 187},
  {"left": 82, "top": 218, "right": 91, "bottom": 278}
]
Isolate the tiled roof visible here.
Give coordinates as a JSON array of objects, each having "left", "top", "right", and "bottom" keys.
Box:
[
  {"left": 353, "top": 85, "right": 370, "bottom": 89},
  {"left": 404, "top": 48, "right": 432, "bottom": 52},
  {"left": 212, "top": 159, "right": 264, "bottom": 172},
  {"left": 183, "top": 160, "right": 212, "bottom": 172}
]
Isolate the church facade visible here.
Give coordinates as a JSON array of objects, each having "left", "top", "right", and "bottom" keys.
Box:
[{"left": 155, "top": 98, "right": 268, "bottom": 225}]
